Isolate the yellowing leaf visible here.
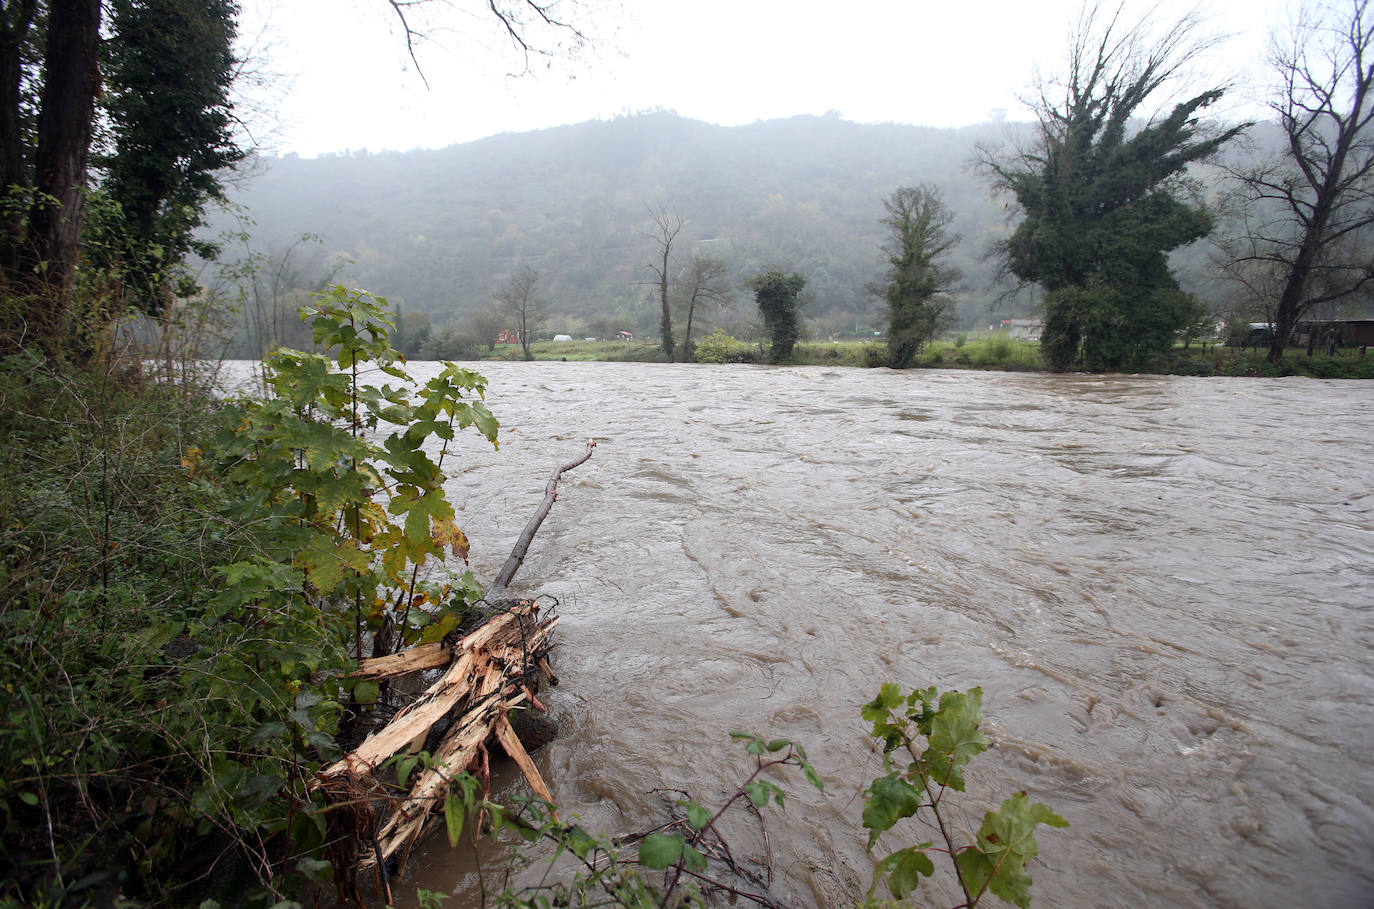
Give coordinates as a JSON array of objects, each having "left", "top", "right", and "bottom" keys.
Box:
[
  {"left": 180, "top": 445, "right": 203, "bottom": 476},
  {"left": 431, "top": 517, "right": 471, "bottom": 562}
]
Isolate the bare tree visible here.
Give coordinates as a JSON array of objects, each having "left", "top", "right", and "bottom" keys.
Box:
[
  {"left": 494, "top": 265, "right": 546, "bottom": 360},
  {"left": 1221, "top": 0, "right": 1374, "bottom": 360},
  {"left": 382, "top": 0, "right": 595, "bottom": 82},
  {"left": 465, "top": 303, "right": 508, "bottom": 352},
  {"left": 644, "top": 205, "right": 685, "bottom": 360},
  {"left": 677, "top": 252, "right": 731, "bottom": 361}
]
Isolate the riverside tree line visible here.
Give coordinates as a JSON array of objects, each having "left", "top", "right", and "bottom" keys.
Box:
[{"left": 597, "top": 1, "right": 1370, "bottom": 372}]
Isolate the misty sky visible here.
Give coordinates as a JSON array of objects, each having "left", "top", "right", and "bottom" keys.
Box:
[{"left": 238, "top": 0, "right": 1285, "bottom": 157}]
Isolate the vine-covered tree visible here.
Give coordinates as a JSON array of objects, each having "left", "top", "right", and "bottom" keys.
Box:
[
  {"left": 980, "top": 3, "right": 1245, "bottom": 371},
  {"left": 875, "top": 185, "right": 961, "bottom": 368},
  {"left": 1220, "top": 0, "right": 1373, "bottom": 361},
  {"left": 750, "top": 268, "right": 805, "bottom": 362},
  {"left": 98, "top": 0, "right": 245, "bottom": 317},
  {"left": 494, "top": 265, "right": 546, "bottom": 360}
]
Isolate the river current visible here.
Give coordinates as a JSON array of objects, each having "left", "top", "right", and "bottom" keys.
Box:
[{"left": 379, "top": 361, "right": 1373, "bottom": 908}]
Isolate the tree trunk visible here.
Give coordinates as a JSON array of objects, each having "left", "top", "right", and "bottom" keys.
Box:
[
  {"left": 659, "top": 244, "right": 674, "bottom": 361},
  {"left": 680, "top": 301, "right": 697, "bottom": 362},
  {"left": 17, "top": 0, "right": 101, "bottom": 350},
  {"left": 1268, "top": 241, "right": 1316, "bottom": 363},
  {"left": 0, "top": 0, "right": 37, "bottom": 282}
]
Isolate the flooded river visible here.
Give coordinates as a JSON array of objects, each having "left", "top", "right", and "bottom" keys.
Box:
[{"left": 392, "top": 362, "right": 1373, "bottom": 908}]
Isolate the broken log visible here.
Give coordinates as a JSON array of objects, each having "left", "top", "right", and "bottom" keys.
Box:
[
  {"left": 488, "top": 438, "right": 596, "bottom": 596},
  {"left": 318, "top": 600, "right": 557, "bottom": 875}
]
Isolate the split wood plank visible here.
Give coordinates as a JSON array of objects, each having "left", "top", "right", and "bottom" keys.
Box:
[{"left": 352, "top": 641, "right": 450, "bottom": 679}]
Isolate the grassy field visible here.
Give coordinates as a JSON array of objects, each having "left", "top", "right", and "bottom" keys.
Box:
[
  {"left": 464, "top": 335, "right": 1374, "bottom": 378},
  {"left": 477, "top": 339, "right": 668, "bottom": 362}
]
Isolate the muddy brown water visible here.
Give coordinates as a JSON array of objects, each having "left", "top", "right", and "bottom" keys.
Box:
[{"left": 318, "top": 361, "right": 1372, "bottom": 908}]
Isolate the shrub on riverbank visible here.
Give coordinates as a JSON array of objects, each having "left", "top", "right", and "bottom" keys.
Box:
[
  {"left": 0, "top": 288, "right": 498, "bottom": 906},
  {"left": 692, "top": 329, "right": 763, "bottom": 363},
  {"left": 0, "top": 351, "right": 297, "bottom": 905}
]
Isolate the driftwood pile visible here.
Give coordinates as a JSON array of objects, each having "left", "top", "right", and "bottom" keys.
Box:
[{"left": 315, "top": 440, "right": 594, "bottom": 900}]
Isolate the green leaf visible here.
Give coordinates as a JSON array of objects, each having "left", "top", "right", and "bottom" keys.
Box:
[
  {"left": 294, "top": 856, "right": 334, "bottom": 885},
  {"left": 396, "top": 754, "right": 418, "bottom": 788},
  {"left": 249, "top": 721, "right": 288, "bottom": 748},
  {"left": 685, "top": 801, "right": 711, "bottom": 830},
  {"left": 289, "top": 807, "right": 327, "bottom": 853},
  {"left": 955, "top": 847, "right": 997, "bottom": 903},
  {"left": 19, "top": 791, "right": 38, "bottom": 806},
  {"left": 418, "top": 611, "right": 460, "bottom": 645},
  {"left": 866, "top": 682, "right": 905, "bottom": 717},
  {"left": 297, "top": 535, "right": 371, "bottom": 595},
  {"left": 881, "top": 846, "right": 936, "bottom": 900},
  {"left": 803, "top": 763, "right": 825, "bottom": 793},
  {"left": 924, "top": 687, "right": 989, "bottom": 791},
  {"left": 971, "top": 792, "right": 1068, "bottom": 907},
  {"left": 402, "top": 489, "right": 454, "bottom": 547},
  {"left": 444, "top": 794, "right": 464, "bottom": 846},
  {"left": 353, "top": 679, "right": 381, "bottom": 705},
  {"left": 235, "top": 773, "right": 284, "bottom": 811},
  {"left": 862, "top": 772, "right": 925, "bottom": 849},
  {"left": 766, "top": 737, "right": 790, "bottom": 752},
  {"left": 742, "top": 781, "right": 771, "bottom": 807},
  {"left": 471, "top": 403, "right": 499, "bottom": 444},
  {"left": 637, "top": 832, "right": 683, "bottom": 870},
  {"left": 682, "top": 843, "right": 708, "bottom": 873},
  {"left": 564, "top": 825, "right": 595, "bottom": 860}
]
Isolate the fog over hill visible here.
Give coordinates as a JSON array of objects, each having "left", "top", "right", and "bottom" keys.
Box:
[{"left": 212, "top": 111, "right": 1240, "bottom": 339}]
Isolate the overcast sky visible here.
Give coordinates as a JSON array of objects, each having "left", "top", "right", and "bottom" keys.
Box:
[{"left": 237, "top": 0, "right": 1288, "bottom": 157}]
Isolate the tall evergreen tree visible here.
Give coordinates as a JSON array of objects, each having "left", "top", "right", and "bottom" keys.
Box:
[
  {"left": 98, "top": 0, "right": 244, "bottom": 316},
  {"left": 981, "top": 3, "right": 1244, "bottom": 371},
  {"left": 875, "top": 185, "right": 961, "bottom": 368}
]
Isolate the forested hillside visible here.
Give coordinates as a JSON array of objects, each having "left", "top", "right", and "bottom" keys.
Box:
[{"left": 214, "top": 111, "right": 1235, "bottom": 341}]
